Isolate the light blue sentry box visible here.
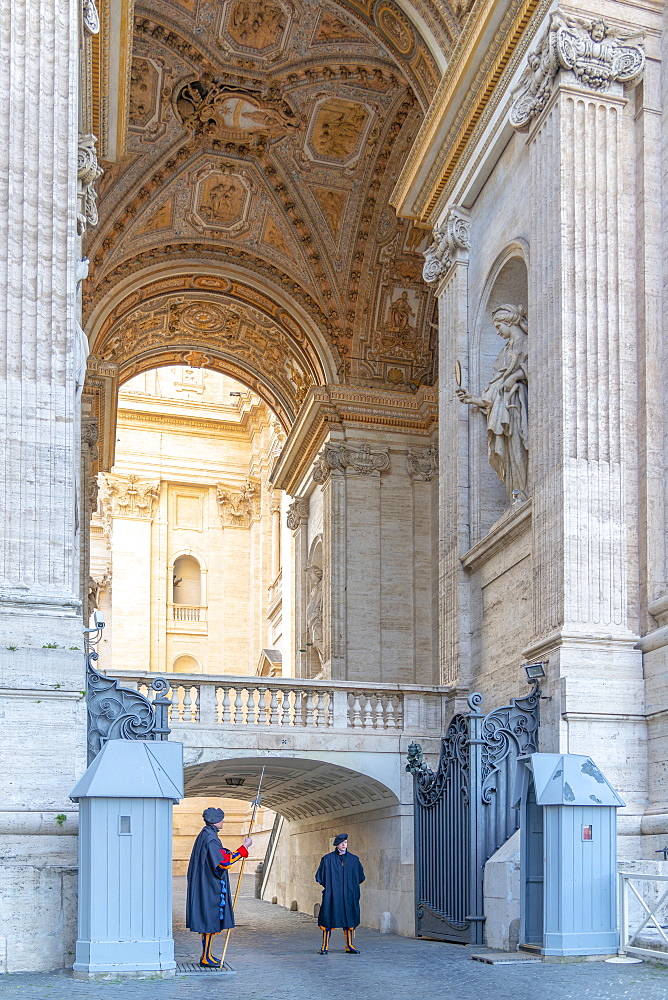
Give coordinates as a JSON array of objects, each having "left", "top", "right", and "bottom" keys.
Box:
[
  {"left": 513, "top": 752, "right": 625, "bottom": 957},
  {"left": 70, "top": 740, "right": 184, "bottom": 978}
]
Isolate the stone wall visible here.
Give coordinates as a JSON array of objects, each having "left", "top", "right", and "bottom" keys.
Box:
[{"left": 262, "top": 802, "right": 415, "bottom": 937}]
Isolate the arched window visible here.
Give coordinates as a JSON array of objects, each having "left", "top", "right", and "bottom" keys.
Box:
[{"left": 173, "top": 554, "right": 201, "bottom": 605}]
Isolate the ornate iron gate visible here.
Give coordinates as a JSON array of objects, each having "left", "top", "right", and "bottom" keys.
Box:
[{"left": 407, "top": 685, "right": 540, "bottom": 944}]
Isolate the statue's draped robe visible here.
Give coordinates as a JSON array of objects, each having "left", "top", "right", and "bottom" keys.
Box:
[
  {"left": 481, "top": 339, "right": 528, "bottom": 495},
  {"left": 315, "top": 850, "right": 365, "bottom": 929},
  {"left": 186, "top": 823, "right": 248, "bottom": 933}
]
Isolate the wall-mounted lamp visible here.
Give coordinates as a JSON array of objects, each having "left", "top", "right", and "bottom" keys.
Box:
[{"left": 524, "top": 661, "right": 546, "bottom": 682}]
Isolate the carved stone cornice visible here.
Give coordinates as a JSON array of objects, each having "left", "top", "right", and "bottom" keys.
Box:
[
  {"left": 422, "top": 207, "right": 470, "bottom": 285},
  {"left": 99, "top": 473, "right": 161, "bottom": 524},
  {"left": 510, "top": 11, "right": 645, "bottom": 130},
  {"left": 77, "top": 133, "right": 103, "bottom": 234},
  {"left": 407, "top": 446, "right": 438, "bottom": 482},
  {"left": 216, "top": 480, "right": 260, "bottom": 528},
  {"left": 286, "top": 498, "right": 310, "bottom": 531},
  {"left": 312, "top": 443, "right": 391, "bottom": 484},
  {"left": 271, "top": 384, "right": 437, "bottom": 495}
]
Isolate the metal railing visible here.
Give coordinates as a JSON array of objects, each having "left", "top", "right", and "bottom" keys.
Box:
[
  {"left": 109, "top": 670, "right": 450, "bottom": 734},
  {"left": 619, "top": 871, "right": 668, "bottom": 961},
  {"left": 170, "top": 604, "right": 207, "bottom": 622}
]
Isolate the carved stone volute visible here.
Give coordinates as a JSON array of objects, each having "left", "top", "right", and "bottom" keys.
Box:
[
  {"left": 422, "top": 207, "right": 470, "bottom": 285},
  {"left": 510, "top": 10, "right": 645, "bottom": 130}
]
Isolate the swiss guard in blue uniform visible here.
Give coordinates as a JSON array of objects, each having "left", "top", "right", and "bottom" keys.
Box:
[
  {"left": 186, "top": 807, "right": 252, "bottom": 967},
  {"left": 315, "top": 833, "right": 365, "bottom": 954}
]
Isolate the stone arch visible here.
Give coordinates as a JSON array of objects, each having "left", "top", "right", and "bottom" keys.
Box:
[
  {"left": 86, "top": 261, "right": 340, "bottom": 435},
  {"left": 183, "top": 753, "right": 400, "bottom": 820},
  {"left": 172, "top": 653, "right": 203, "bottom": 673},
  {"left": 469, "top": 241, "right": 529, "bottom": 540}
]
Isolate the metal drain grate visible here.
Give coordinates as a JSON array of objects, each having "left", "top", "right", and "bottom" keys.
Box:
[{"left": 175, "top": 962, "right": 236, "bottom": 975}]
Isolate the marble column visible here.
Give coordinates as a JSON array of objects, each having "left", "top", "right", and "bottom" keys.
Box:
[
  {"left": 0, "top": 0, "right": 88, "bottom": 973},
  {"left": 423, "top": 208, "right": 471, "bottom": 689},
  {"left": 512, "top": 13, "right": 647, "bottom": 845}
]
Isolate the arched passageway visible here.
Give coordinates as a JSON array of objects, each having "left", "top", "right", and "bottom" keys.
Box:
[{"left": 174, "top": 753, "right": 412, "bottom": 936}]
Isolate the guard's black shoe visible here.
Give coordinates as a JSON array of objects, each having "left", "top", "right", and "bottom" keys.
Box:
[
  {"left": 345, "top": 947, "right": 360, "bottom": 954},
  {"left": 318, "top": 948, "right": 328, "bottom": 955},
  {"left": 199, "top": 956, "right": 221, "bottom": 967}
]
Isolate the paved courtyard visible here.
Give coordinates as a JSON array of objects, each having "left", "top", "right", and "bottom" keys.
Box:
[{"left": 1, "top": 877, "right": 668, "bottom": 1000}]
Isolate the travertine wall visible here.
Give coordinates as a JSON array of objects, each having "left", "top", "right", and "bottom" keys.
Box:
[{"left": 262, "top": 802, "right": 416, "bottom": 936}]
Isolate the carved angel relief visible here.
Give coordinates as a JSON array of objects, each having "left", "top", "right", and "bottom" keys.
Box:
[{"left": 510, "top": 10, "right": 645, "bottom": 129}]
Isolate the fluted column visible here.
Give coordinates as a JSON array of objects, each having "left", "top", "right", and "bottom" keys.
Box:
[{"left": 0, "top": 0, "right": 81, "bottom": 627}]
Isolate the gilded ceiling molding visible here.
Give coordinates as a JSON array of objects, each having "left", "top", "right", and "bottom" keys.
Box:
[
  {"left": 91, "top": 0, "right": 135, "bottom": 162},
  {"left": 391, "top": 0, "right": 549, "bottom": 223}
]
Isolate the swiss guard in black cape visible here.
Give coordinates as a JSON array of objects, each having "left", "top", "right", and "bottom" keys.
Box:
[
  {"left": 315, "top": 833, "right": 365, "bottom": 954},
  {"left": 186, "top": 807, "right": 252, "bottom": 967}
]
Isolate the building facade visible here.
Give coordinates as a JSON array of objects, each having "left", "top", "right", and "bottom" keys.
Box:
[{"left": 1, "top": 0, "right": 667, "bottom": 973}]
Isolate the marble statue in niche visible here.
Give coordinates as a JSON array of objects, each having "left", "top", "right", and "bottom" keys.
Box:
[
  {"left": 456, "top": 304, "right": 529, "bottom": 499},
  {"left": 306, "top": 564, "right": 324, "bottom": 661}
]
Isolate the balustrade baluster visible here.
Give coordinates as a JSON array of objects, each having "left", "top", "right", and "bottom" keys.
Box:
[
  {"left": 184, "top": 687, "right": 194, "bottom": 723},
  {"left": 362, "top": 693, "right": 373, "bottom": 728},
  {"left": 269, "top": 688, "right": 279, "bottom": 725},
  {"left": 316, "top": 691, "right": 327, "bottom": 727},
  {"left": 259, "top": 687, "right": 269, "bottom": 724},
  {"left": 351, "top": 693, "right": 362, "bottom": 728},
  {"left": 385, "top": 694, "right": 396, "bottom": 729},
  {"left": 234, "top": 688, "right": 243, "bottom": 725},
  {"left": 298, "top": 690, "right": 308, "bottom": 727},
  {"left": 249, "top": 688, "right": 259, "bottom": 725},
  {"left": 222, "top": 687, "right": 231, "bottom": 724},
  {"left": 374, "top": 694, "right": 384, "bottom": 729},
  {"left": 215, "top": 687, "right": 223, "bottom": 724}
]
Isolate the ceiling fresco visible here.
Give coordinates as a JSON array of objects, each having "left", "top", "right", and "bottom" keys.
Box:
[{"left": 84, "top": 0, "right": 470, "bottom": 406}]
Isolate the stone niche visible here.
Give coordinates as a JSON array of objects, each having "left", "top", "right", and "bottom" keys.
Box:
[{"left": 469, "top": 251, "right": 529, "bottom": 543}]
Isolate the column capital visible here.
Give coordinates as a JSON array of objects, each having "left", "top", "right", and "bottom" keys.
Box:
[
  {"left": 216, "top": 480, "right": 261, "bottom": 528},
  {"left": 99, "top": 473, "right": 161, "bottom": 525},
  {"left": 407, "top": 446, "right": 438, "bottom": 482},
  {"left": 286, "top": 498, "right": 309, "bottom": 531},
  {"left": 312, "top": 442, "right": 390, "bottom": 484},
  {"left": 510, "top": 9, "right": 645, "bottom": 131},
  {"left": 422, "top": 207, "right": 470, "bottom": 286}
]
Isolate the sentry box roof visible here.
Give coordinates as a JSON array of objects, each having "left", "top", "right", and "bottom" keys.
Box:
[
  {"left": 512, "top": 753, "right": 625, "bottom": 809},
  {"left": 70, "top": 740, "right": 184, "bottom": 802}
]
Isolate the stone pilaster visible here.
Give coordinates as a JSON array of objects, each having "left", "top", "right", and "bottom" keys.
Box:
[
  {"left": 99, "top": 474, "right": 161, "bottom": 671},
  {"left": 424, "top": 207, "right": 471, "bottom": 689},
  {"left": 517, "top": 14, "right": 646, "bottom": 839},
  {"left": 286, "top": 498, "right": 310, "bottom": 677}
]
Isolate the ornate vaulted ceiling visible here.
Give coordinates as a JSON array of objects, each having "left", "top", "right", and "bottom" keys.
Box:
[{"left": 84, "top": 0, "right": 470, "bottom": 416}]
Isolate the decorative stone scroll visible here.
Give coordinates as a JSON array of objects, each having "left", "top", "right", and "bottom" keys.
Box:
[
  {"left": 77, "top": 133, "right": 103, "bottom": 233},
  {"left": 407, "top": 447, "right": 437, "bottom": 482},
  {"left": 100, "top": 473, "right": 160, "bottom": 519},
  {"left": 286, "top": 497, "right": 309, "bottom": 530},
  {"left": 216, "top": 480, "right": 261, "bottom": 528},
  {"left": 82, "top": 0, "right": 100, "bottom": 35},
  {"left": 422, "top": 207, "right": 470, "bottom": 285},
  {"left": 510, "top": 10, "right": 645, "bottom": 130},
  {"left": 312, "top": 442, "right": 390, "bottom": 483}
]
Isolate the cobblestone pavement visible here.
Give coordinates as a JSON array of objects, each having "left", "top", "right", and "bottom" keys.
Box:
[{"left": 2, "top": 877, "right": 668, "bottom": 1000}]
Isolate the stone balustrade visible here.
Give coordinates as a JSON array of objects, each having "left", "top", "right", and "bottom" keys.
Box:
[{"left": 110, "top": 670, "right": 450, "bottom": 735}]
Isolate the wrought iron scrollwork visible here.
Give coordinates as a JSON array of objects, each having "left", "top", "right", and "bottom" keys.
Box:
[
  {"left": 410, "top": 712, "right": 470, "bottom": 808},
  {"left": 480, "top": 682, "right": 540, "bottom": 803},
  {"left": 84, "top": 618, "right": 171, "bottom": 762}
]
